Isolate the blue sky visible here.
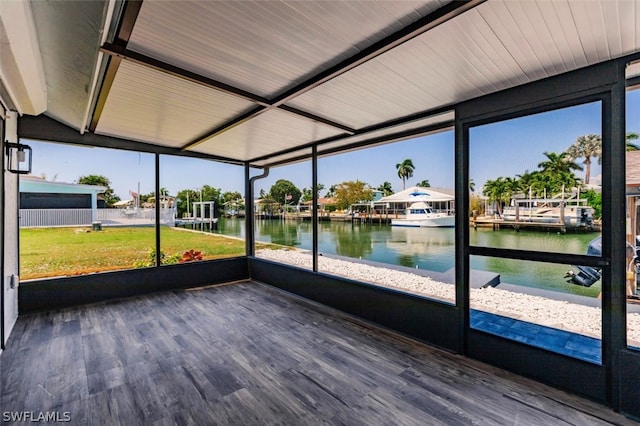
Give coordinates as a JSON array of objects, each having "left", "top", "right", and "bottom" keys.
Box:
[{"left": 22, "top": 90, "right": 640, "bottom": 201}]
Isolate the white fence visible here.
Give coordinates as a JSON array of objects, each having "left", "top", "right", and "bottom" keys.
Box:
[
  {"left": 20, "top": 208, "right": 176, "bottom": 228},
  {"left": 20, "top": 209, "right": 93, "bottom": 227}
]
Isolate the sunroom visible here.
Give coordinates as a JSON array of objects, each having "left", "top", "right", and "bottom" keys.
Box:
[{"left": 2, "top": 0, "right": 640, "bottom": 422}]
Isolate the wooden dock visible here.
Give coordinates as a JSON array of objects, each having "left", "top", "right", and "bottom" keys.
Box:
[
  {"left": 473, "top": 218, "right": 572, "bottom": 233},
  {"left": 175, "top": 217, "right": 218, "bottom": 231},
  {"left": 281, "top": 212, "right": 393, "bottom": 224},
  {"left": 349, "top": 214, "right": 392, "bottom": 225}
]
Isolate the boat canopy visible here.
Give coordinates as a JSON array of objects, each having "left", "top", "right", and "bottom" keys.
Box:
[
  {"left": 378, "top": 186, "right": 454, "bottom": 203},
  {"left": 408, "top": 201, "right": 431, "bottom": 211}
]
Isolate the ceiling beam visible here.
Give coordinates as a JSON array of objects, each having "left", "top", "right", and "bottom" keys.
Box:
[
  {"left": 270, "top": 0, "right": 486, "bottom": 107},
  {"left": 19, "top": 114, "right": 245, "bottom": 165},
  {"left": 255, "top": 120, "right": 454, "bottom": 169},
  {"left": 90, "top": 0, "right": 485, "bottom": 155},
  {"left": 180, "top": 104, "right": 355, "bottom": 151},
  {"left": 182, "top": 0, "right": 481, "bottom": 152},
  {"left": 89, "top": 0, "right": 143, "bottom": 132},
  {"left": 100, "top": 42, "right": 355, "bottom": 134},
  {"left": 183, "top": 106, "right": 268, "bottom": 151},
  {"left": 248, "top": 103, "right": 455, "bottom": 164},
  {"left": 100, "top": 43, "right": 271, "bottom": 106},
  {"left": 99, "top": 43, "right": 358, "bottom": 150},
  {"left": 180, "top": 103, "right": 357, "bottom": 151},
  {"left": 115, "top": 0, "right": 144, "bottom": 45},
  {"left": 88, "top": 55, "right": 121, "bottom": 133},
  {"left": 92, "top": 0, "right": 482, "bottom": 158},
  {"left": 278, "top": 105, "right": 355, "bottom": 134}
]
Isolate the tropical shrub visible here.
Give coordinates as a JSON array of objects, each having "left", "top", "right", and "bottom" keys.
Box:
[{"left": 134, "top": 248, "right": 181, "bottom": 268}]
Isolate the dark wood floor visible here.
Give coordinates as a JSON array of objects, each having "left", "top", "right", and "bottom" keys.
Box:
[{"left": 1, "top": 281, "right": 636, "bottom": 425}]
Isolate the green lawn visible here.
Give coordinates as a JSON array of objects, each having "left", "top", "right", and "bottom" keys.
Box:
[{"left": 20, "top": 226, "right": 270, "bottom": 280}]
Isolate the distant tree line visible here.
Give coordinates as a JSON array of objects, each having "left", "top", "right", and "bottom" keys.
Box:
[{"left": 79, "top": 155, "right": 444, "bottom": 214}]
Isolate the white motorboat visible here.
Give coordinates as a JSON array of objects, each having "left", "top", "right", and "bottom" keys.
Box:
[{"left": 391, "top": 202, "right": 455, "bottom": 227}]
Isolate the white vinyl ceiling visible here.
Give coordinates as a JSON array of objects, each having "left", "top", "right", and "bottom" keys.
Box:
[{"left": 21, "top": 0, "right": 640, "bottom": 167}]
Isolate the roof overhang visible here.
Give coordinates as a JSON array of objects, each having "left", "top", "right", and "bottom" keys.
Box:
[
  {"left": 0, "top": 0, "right": 47, "bottom": 115},
  {"left": 20, "top": 176, "right": 107, "bottom": 195},
  {"left": 379, "top": 186, "right": 455, "bottom": 203}
]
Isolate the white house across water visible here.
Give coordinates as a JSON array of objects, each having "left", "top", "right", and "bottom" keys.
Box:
[{"left": 376, "top": 186, "right": 455, "bottom": 216}]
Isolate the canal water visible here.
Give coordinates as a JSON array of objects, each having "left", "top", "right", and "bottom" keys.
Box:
[{"left": 216, "top": 217, "right": 602, "bottom": 297}]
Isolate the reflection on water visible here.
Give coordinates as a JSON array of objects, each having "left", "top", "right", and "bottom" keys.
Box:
[
  {"left": 386, "top": 227, "right": 455, "bottom": 272},
  {"left": 215, "top": 218, "right": 601, "bottom": 297},
  {"left": 472, "top": 228, "right": 593, "bottom": 254},
  {"left": 322, "top": 221, "right": 373, "bottom": 259},
  {"left": 254, "top": 219, "right": 309, "bottom": 249}
]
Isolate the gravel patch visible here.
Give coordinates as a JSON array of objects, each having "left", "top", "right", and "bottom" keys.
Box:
[{"left": 257, "top": 248, "right": 640, "bottom": 346}]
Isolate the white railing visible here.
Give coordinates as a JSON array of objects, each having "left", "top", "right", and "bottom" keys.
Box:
[
  {"left": 96, "top": 208, "right": 155, "bottom": 222},
  {"left": 20, "top": 208, "right": 177, "bottom": 228}
]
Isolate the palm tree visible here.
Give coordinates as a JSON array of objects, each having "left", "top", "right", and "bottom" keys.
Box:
[
  {"left": 515, "top": 170, "right": 536, "bottom": 192},
  {"left": 566, "top": 134, "right": 601, "bottom": 185},
  {"left": 417, "top": 179, "right": 430, "bottom": 188},
  {"left": 395, "top": 159, "right": 415, "bottom": 190},
  {"left": 377, "top": 181, "right": 393, "bottom": 196},
  {"left": 535, "top": 151, "right": 583, "bottom": 194},
  {"left": 469, "top": 178, "right": 475, "bottom": 193},
  {"left": 482, "top": 177, "right": 518, "bottom": 216},
  {"left": 503, "top": 176, "right": 521, "bottom": 204},
  {"left": 537, "top": 151, "right": 582, "bottom": 176},
  {"left": 627, "top": 132, "right": 640, "bottom": 151},
  {"left": 482, "top": 178, "right": 505, "bottom": 216}
]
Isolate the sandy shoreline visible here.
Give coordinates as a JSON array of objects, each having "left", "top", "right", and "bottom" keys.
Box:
[{"left": 256, "top": 248, "right": 640, "bottom": 346}]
